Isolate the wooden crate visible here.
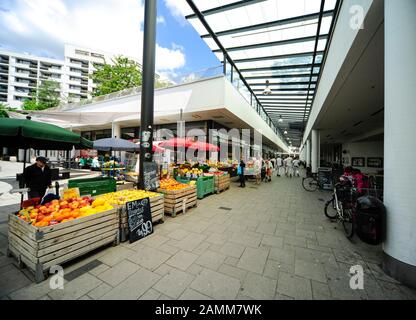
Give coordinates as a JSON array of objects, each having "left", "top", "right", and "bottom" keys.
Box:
[
  {"left": 214, "top": 174, "right": 231, "bottom": 194},
  {"left": 157, "top": 185, "right": 197, "bottom": 217},
  {"left": 7, "top": 209, "right": 119, "bottom": 283},
  {"left": 119, "top": 195, "right": 165, "bottom": 242},
  {"left": 116, "top": 182, "right": 135, "bottom": 191}
]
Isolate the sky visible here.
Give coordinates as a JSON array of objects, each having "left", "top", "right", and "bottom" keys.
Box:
[{"left": 0, "top": 0, "right": 221, "bottom": 83}]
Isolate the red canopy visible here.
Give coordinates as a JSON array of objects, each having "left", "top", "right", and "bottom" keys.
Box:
[
  {"left": 152, "top": 144, "right": 165, "bottom": 153},
  {"left": 188, "top": 141, "right": 220, "bottom": 152},
  {"left": 159, "top": 138, "right": 219, "bottom": 152}
]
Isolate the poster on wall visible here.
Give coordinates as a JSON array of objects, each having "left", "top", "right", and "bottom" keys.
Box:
[
  {"left": 367, "top": 157, "right": 383, "bottom": 168},
  {"left": 352, "top": 157, "right": 365, "bottom": 167}
]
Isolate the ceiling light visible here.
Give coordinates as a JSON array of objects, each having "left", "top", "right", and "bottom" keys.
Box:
[
  {"left": 263, "top": 80, "right": 272, "bottom": 96},
  {"left": 284, "top": 130, "right": 288, "bottom": 135}
]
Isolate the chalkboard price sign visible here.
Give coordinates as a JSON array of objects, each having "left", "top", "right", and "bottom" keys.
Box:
[
  {"left": 143, "top": 162, "right": 160, "bottom": 191},
  {"left": 126, "top": 198, "right": 153, "bottom": 244}
]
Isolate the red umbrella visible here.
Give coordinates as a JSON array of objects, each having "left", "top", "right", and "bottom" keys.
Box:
[
  {"left": 158, "top": 138, "right": 194, "bottom": 149},
  {"left": 152, "top": 144, "right": 165, "bottom": 153},
  {"left": 188, "top": 141, "right": 220, "bottom": 152}
]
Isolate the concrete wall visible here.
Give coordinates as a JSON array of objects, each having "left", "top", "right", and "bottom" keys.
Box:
[
  {"left": 341, "top": 140, "right": 383, "bottom": 174},
  {"left": 303, "top": 0, "right": 376, "bottom": 144}
]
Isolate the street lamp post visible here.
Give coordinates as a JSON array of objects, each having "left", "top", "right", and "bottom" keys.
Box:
[{"left": 139, "top": 0, "right": 157, "bottom": 190}]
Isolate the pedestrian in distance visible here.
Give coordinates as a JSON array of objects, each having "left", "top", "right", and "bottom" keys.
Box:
[{"left": 238, "top": 158, "right": 246, "bottom": 188}]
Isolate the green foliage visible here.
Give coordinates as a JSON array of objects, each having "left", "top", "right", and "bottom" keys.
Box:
[
  {"left": 92, "top": 56, "right": 143, "bottom": 96},
  {"left": 22, "top": 79, "right": 61, "bottom": 110},
  {"left": 0, "top": 102, "right": 9, "bottom": 118}
]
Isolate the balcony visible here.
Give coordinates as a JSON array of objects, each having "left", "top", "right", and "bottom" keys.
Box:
[
  {"left": 0, "top": 68, "right": 8, "bottom": 75},
  {"left": 0, "top": 78, "right": 8, "bottom": 84}
]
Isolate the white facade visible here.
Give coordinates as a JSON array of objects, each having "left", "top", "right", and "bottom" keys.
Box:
[{"left": 0, "top": 44, "right": 132, "bottom": 109}]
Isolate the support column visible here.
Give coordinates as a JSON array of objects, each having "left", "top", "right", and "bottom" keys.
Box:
[
  {"left": 306, "top": 139, "right": 311, "bottom": 168},
  {"left": 311, "top": 129, "right": 320, "bottom": 174},
  {"left": 382, "top": 0, "right": 416, "bottom": 289},
  {"left": 111, "top": 122, "right": 121, "bottom": 139}
]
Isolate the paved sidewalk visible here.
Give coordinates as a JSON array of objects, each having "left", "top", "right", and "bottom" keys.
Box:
[{"left": 0, "top": 175, "right": 415, "bottom": 300}]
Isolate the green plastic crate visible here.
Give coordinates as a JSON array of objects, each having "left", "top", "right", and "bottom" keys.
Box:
[
  {"left": 175, "top": 177, "right": 190, "bottom": 184},
  {"left": 68, "top": 177, "right": 117, "bottom": 197},
  {"left": 196, "top": 176, "right": 214, "bottom": 199}
]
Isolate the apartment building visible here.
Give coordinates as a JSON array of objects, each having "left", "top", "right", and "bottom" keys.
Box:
[{"left": 0, "top": 44, "right": 131, "bottom": 109}]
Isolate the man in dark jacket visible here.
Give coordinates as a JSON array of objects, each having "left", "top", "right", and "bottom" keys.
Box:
[{"left": 23, "top": 157, "right": 52, "bottom": 199}]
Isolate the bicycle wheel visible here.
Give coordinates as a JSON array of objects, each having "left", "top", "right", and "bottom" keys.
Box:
[
  {"left": 302, "top": 177, "right": 319, "bottom": 192},
  {"left": 324, "top": 197, "right": 338, "bottom": 219},
  {"left": 342, "top": 208, "right": 354, "bottom": 239}
]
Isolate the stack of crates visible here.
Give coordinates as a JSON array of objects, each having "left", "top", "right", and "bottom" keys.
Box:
[{"left": 196, "top": 176, "right": 214, "bottom": 199}]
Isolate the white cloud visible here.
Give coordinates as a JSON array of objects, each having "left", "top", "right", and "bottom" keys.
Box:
[
  {"left": 157, "top": 15, "right": 166, "bottom": 25},
  {"left": 163, "top": 0, "right": 190, "bottom": 26},
  {"left": 0, "top": 0, "right": 185, "bottom": 71}
]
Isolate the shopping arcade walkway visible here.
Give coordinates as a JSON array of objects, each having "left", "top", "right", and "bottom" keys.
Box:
[{"left": 0, "top": 175, "right": 415, "bottom": 300}]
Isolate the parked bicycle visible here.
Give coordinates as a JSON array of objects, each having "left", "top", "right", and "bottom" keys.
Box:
[{"left": 324, "top": 176, "right": 358, "bottom": 238}]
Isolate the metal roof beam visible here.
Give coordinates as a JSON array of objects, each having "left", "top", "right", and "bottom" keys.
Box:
[
  {"left": 213, "top": 35, "right": 328, "bottom": 53},
  {"left": 186, "top": 0, "right": 268, "bottom": 19},
  {"left": 249, "top": 81, "right": 317, "bottom": 86},
  {"left": 234, "top": 51, "right": 324, "bottom": 63},
  {"left": 201, "top": 10, "right": 334, "bottom": 38},
  {"left": 246, "top": 73, "right": 319, "bottom": 80},
  {"left": 240, "top": 63, "right": 321, "bottom": 73}
]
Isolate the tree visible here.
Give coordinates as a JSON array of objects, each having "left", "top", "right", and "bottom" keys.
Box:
[
  {"left": 0, "top": 102, "right": 9, "bottom": 118},
  {"left": 92, "top": 56, "right": 143, "bottom": 96},
  {"left": 22, "top": 79, "right": 61, "bottom": 110}
]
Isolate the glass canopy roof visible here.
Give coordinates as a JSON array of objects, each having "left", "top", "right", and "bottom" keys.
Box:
[{"left": 184, "top": 0, "right": 340, "bottom": 146}]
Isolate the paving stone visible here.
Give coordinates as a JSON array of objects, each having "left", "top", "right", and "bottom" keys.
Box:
[
  {"left": 127, "top": 246, "right": 171, "bottom": 271},
  {"left": 97, "top": 259, "right": 140, "bottom": 287},
  {"left": 224, "top": 256, "right": 239, "bottom": 266},
  {"left": 0, "top": 255, "right": 14, "bottom": 268},
  {"left": 263, "top": 260, "right": 281, "bottom": 280},
  {"left": 158, "top": 243, "right": 180, "bottom": 256},
  {"left": 158, "top": 294, "right": 174, "bottom": 300},
  {"left": 166, "top": 250, "right": 199, "bottom": 271},
  {"left": 206, "top": 233, "right": 228, "bottom": 245},
  {"left": 0, "top": 265, "right": 32, "bottom": 298},
  {"left": 186, "top": 263, "right": 204, "bottom": 276},
  {"left": 237, "top": 247, "right": 269, "bottom": 274},
  {"left": 49, "top": 273, "right": 102, "bottom": 300},
  {"left": 218, "top": 264, "right": 247, "bottom": 282},
  {"left": 219, "top": 242, "right": 246, "bottom": 259},
  {"left": 284, "top": 235, "right": 307, "bottom": 248},
  {"left": 100, "top": 268, "right": 161, "bottom": 300},
  {"left": 295, "top": 259, "right": 327, "bottom": 283},
  {"left": 261, "top": 235, "right": 284, "bottom": 248},
  {"left": 190, "top": 268, "right": 241, "bottom": 300},
  {"left": 311, "top": 280, "right": 332, "bottom": 299},
  {"left": 9, "top": 279, "right": 53, "bottom": 300},
  {"left": 195, "top": 250, "right": 226, "bottom": 271},
  {"left": 274, "top": 293, "right": 295, "bottom": 300},
  {"left": 141, "top": 234, "right": 170, "bottom": 249},
  {"left": 79, "top": 295, "right": 92, "bottom": 300},
  {"left": 276, "top": 272, "right": 313, "bottom": 300},
  {"left": 166, "top": 229, "right": 190, "bottom": 241},
  {"left": 179, "top": 288, "right": 212, "bottom": 300},
  {"left": 153, "top": 268, "right": 195, "bottom": 299},
  {"left": 174, "top": 233, "right": 207, "bottom": 252},
  {"left": 269, "top": 247, "right": 295, "bottom": 265},
  {"left": 193, "top": 242, "right": 211, "bottom": 255},
  {"left": 139, "top": 288, "right": 162, "bottom": 300},
  {"left": 256, "top": 222, "right": 277, "bottom": 235},
  {"left": 87, "top": 282, "right": 113, "bottom": 300},
  {"left": 88, "top": 263, "right": 110, "bottom": 277},
  {"left": 98, "top": 246, "right": 136, "bottom": 267},
  {"left": 241, "top": 273, "right": 277, "bottom": 300},
  {"left": 296, "top": 228, "right": 317, "bottom": 240}
]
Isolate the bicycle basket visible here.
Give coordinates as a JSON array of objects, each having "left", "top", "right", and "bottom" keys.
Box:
[{"left": 336, "top": 185, "right": 351, "bottom": 201}]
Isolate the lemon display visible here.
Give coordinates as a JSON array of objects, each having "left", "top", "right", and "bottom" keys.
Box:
[{"left": 95, "top": 190, "right": 162, "bottom": 206}]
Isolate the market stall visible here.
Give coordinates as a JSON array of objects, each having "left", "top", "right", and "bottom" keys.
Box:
[
  {"left": 157, "top": 179, "right": 197, "bottom": 217},
  {"left": 8, "top": 191, "right": 118, "bottom": 282}
]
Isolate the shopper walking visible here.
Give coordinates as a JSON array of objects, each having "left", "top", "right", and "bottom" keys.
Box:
[
  {"left": 293, "top": 157, "right": 300, "bottom": 177},
  {"left": 284, "top": 155, "right": 294, "bottom": 178},
  {"left": 254, "top": 156, "right": 262, "bottom": 185},
  {"left": 276, "top": 155, "right": 283, "bottom": 177},
  {"left": 238, "top": 158, "right": 246, "bottom": 188},
  {"left": 266, "top": 160, "right": 273, "bottom": 182}
]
